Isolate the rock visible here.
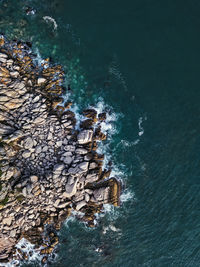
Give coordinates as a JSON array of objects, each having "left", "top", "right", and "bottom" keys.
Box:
[
  {"left": 22, "top": 150, "right": 31, "bottom": 159},
  {"left": 0, "top": 57, "right": 7, "bottom": 63},
  {"left": 53, "top": 164, "right": 65, "bottom": 174},
  {"left": 78, "top": 161, "right": 89, "bottom": 173},
  {"left": 10, "top": 71, "right": 19, "bottom": 78},
  {"left": 75, "top": 148, "right": 88, "bottom": 155},
  {"left": 32, "top": 95, "right": 40, "bottom": 103},
  {"left": 98, "top": 112, "right": 106, "bottom": 121},
  {"left": 56, "top": 140, "right": 62, "bottom": 147},
  {"left": 2, "top": 130, "right": 24, "bottom": 143},
  {"left": 35, "top": 145, "right": 42, "bottom": 154},
  {"left": 89, "top": 162, "right": 98, "bottom": 169},
  {"left": 33, "top": 116, "right": 45, "bottom": 124},
  {"left": 85, "top": 193, "right": 90, "bottom": 202},
  {"left": 77, "top": 130, "right": 93, "bottom": 144},
  {"left": 24, "top": 137, "right": 34, "bottom": 149},
  {"left": 37, "top": 77, "right": 46, "bottom": 85},
  {"left": 62, "top": 156, "right": 72, "bottom": 165},
  {"left": 0, "top": 236, "right": 15, "bottom": 260},
  {"left": 65, "top": 178, "right": 78, "bottom": 198},
  {"left": 2, "top": 217, "right": 13, "bottom": 226},
  {"left": 85, "top": 173, "right": 99, "bottom": 183},
  {"left": 82, "top": 109, "right": 97, "bottom": 120},
  {"left": 0, "top": 53, "right": 8, "bottom": 58},
  {"left": 29, "top": 214, "right": 35, "bottom": 220},
  {"left": 30, "top": 175, "right": 38, "bottom": 183},
  {"left": 0, "top": 37, "right": 121, "bottom": 264},
  {"left": 76, "top": 200, "right": 86, "bottom": 211},
  {"left": 0, "top": 188, "right": 8, "bottom": 201},
  {"left": 22, "top": 187, "right": 27, "bottom": 197},
  {"left": 10, "top": 230, "right": 17, "bottom": 238},
  {"left": 80, "top": 119, "right": 94, "bottom": 129},
  {"left": 54, "top": 199, "right": 60, "bottom": 207},
  {"left": 56, "top": 202, "right": 70, "bottom": 209},
  {"left": 0, "top": 123, "right": 14, "bottom": 135},
  {"left": 93, "top": 187, "right": 110, "bottom": 202},
  {"left": 34, "top": 189, "right": 41, "bottom": 196}
]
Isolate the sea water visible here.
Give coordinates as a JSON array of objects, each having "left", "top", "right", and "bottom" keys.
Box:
[{"left": 1, "top": 0, "right": 200, "bottom": 266}]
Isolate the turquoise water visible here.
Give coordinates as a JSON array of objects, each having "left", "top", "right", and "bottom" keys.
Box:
[{"left": 1, "top": 0, "right": 200, "bottom": 266}]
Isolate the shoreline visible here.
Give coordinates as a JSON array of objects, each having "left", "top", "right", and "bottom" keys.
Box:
[{"left": 0, "top": 36, "right": 121, "bottom": 264}]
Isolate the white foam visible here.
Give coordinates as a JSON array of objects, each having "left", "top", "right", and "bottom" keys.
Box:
[
  {"left": 102, "top": 224, "right": 121, "bottom": 234},
  {"left": 43, "top": 16, "right": 58, "bottom": 30},
  {"left": 138, "top": 116, "right": 147, "bottom": 136},
  {"left": 120, "top": 190, "right": 136, "bottom": 202},
  {"left": 1, "top": 238, "right": 42, "bottom": 267}
]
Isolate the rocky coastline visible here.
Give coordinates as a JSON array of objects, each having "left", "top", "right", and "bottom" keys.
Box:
[{"left": 0, "top": 36, "right": 121, "bottom": 265}]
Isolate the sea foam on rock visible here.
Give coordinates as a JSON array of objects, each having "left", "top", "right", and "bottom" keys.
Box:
[{"left": 0, "top": 36, "right": 121, "bottom": 264}]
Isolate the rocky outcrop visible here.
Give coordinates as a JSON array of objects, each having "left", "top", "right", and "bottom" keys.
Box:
[{"left": 0, "top": 36, "right": 121, "bottom": 264}]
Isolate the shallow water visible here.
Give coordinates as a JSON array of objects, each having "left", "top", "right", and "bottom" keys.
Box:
[{"left": 1, "top": 0, "right": 200, "bottom": 266}]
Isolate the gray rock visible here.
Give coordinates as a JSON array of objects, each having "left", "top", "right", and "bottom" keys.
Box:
[
  {"left": 76, "top": 200, "right": 86, "bottom": 211},
  {"left": 53, "top": 164, "right": 65, "bottom": 174},
  {"left": 0, "top": 57, "right": 7, "bottom": 63},
  {"left": 0, "top": 123, "right": 14, "bottom": 135},
  {"left": 0, "top": 53, "right": 8, "bottom": 58},
  {"left": 2, "top": 130, "right": 24, "bottom": 143},
  {"left": 85, "top": 193, "right": 90, "bottom": 202},
  {"left": 85, "top": 173, "right": 99, "bottom": 183},
  {"left": 93, "top": 187, "right": 110, "bottom": 202},
  {"left": 32, "top": 95, "right": 40, "bottom": 103},
  {"left": 64, "top": 145, "right": 75, "bottom": 152},
  {"left": 37, "top": 77, "right": 46, "bottom": 85},
  {"left": 35, "top": 146, "right": 42, "bottom": 154},
  {"left": 22, "top": 150, "right": 31, "bottom": 159},
  {"left": 63, "top": 156, "right": 72, "bottom": 165},
  {"left": 24, "top": 137, "right": 34, "bottom": 149},
  {"left": 75, "top": 148, "right": 88, "bottom": 155},
  {"left": 0, "top": 188, "right": 8, "bottom": 201},
  {"left": 22, "top": 187, "right": 27, "bottom": 197},
  {"left": 33, "top": 116, "right": 45, "bottom": 124},
  {"left": 89, "top": 162, "right": 98, "bottom": 169},
  {"left": 65, "top": 178, "right": 78, "bottom": 198},
  {"left": 77, "top": 130, "right": 93, "bottom": 144},
  {"left": 42, "top": 145, "right": 48, "bottom": 152},
  {"left": 10, "top": 71, "right": 19, "bottom": 78},
  {"left": 56, "top": 140, "right": 62, "bottom": 147},
  {"left": 53, "top": 199, "right": 60, "bottom": 208},
  {"left": 30, "top": 175, "right": 38, "bottom": 183},
  {"left": 78, "top": 161, "right": 89, "bottom": 173}
]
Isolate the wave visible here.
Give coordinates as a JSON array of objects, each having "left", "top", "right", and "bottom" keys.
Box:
[
  {"left": 138, "top": 115, "right": 147, "bottom": 136},
  {"left": 0, "top": 238, "right": 42, "bottom": 267},
  {"left": 108, "top": 55, "right": 127, "bottom": 91},
  {"left": 43, "top": 16, "right": 58, "bottom": 31}
]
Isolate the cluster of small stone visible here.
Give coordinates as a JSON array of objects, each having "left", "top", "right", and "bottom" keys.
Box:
[{"left": 0, "top": 36, "right": 120, "bottom": 264}]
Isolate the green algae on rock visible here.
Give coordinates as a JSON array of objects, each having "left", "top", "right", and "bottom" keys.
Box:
[{"left": 0, "top": 36, "right": 121, "bottom": 264}]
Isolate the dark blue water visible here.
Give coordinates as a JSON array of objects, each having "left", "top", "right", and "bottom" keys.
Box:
[{"left": 1, "top": 0, "right": 200, "bottom": 266}]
